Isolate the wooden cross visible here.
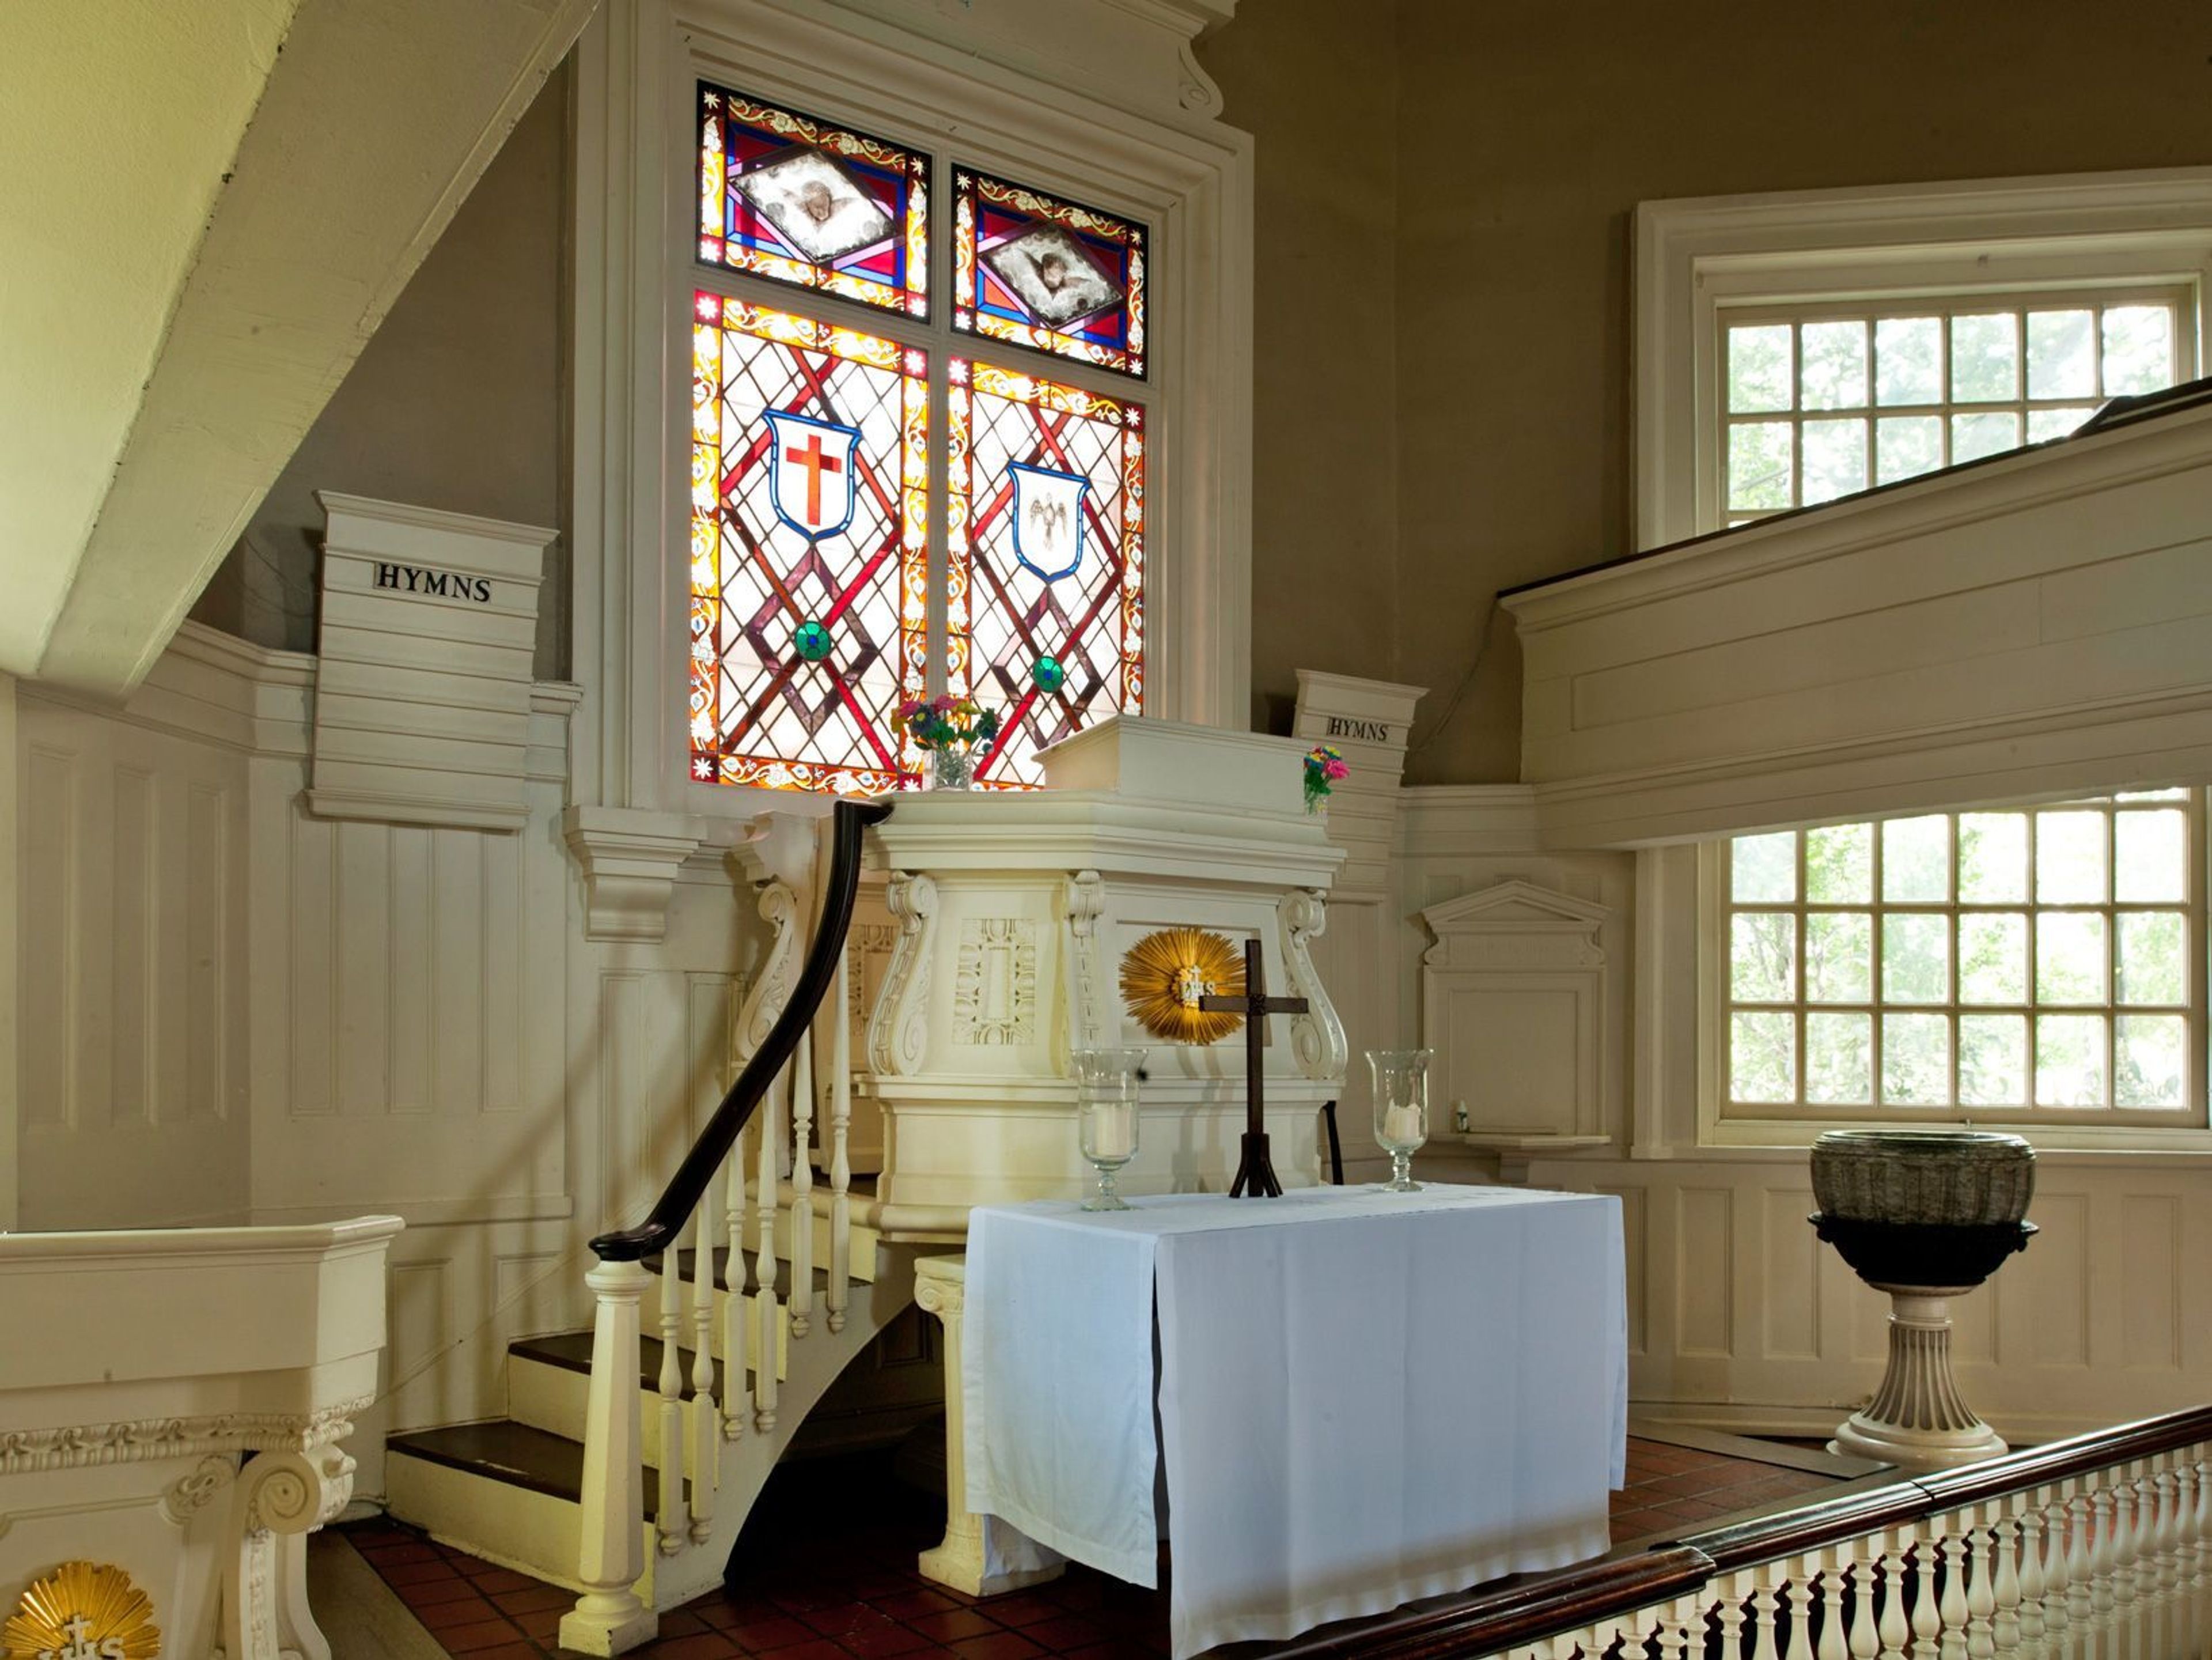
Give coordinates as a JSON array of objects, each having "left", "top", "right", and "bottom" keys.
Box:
[{"left": 1199, "top": 939, "right": 1308, "bottom": 1198}]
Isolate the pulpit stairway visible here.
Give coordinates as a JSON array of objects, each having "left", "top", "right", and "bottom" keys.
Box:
[{"left": 381, "top": 717, "right": 1350, "bottom": 1655}]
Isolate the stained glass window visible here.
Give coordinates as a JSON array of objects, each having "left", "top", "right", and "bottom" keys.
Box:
[
  {"left": 698, "top": 82, "right": 929, "bottom": 319},
  {"left": 947, "top": 359, "right": 1145, "bottom": 787},
  {"left": 690, "top": 292, "right": 929, "bottom": 793},
  {"left": 953, "top": 170, "right": 1146, "bottom": 378}
]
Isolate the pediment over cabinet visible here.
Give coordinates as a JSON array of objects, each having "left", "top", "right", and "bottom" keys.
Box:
[
  {"left": 1419, "top": 879, "right": 1609, "bottom": 1143},
  {"left": 1419, "top": 879, "right": 1610, "bottom": 971}
]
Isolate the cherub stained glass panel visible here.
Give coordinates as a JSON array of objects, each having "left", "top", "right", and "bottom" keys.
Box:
[
  {"left": 698, "top": 82, "right": 929, "bottom": 319},
  {"left": 690, "top": 292, "right": 929, "bottom": 793},
  {"left": 953, "top": 170, "right": 1145, "bottom": 378},
  {"left": 947, "top": 360, "right": 1145, "bottom": 787}
]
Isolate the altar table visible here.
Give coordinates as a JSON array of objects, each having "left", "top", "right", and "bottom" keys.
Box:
[{"left": 964, "top": 1185, "right": 1628, "bottom": 1658}]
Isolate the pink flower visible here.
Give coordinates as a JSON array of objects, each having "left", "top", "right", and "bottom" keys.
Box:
[
  {"left": 1324, "top": 759, "right": 1350, "bottom": 781},
  {"left": 897, "top": 698, "right": 923, "bottom": 719},
  {"left": 933, "top": 694, "right": 957, "bottom": 712}
]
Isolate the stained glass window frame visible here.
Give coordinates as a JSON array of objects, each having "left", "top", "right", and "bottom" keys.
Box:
[
  {"left": 683, "top": 70, "right": 1164, "bottom": 799},
  {"left": 687, "top": 290, "right": 931, "bottom": 795},
  {"left": 952, "top": 167, "right": 1149, "bottom": 380},
  {"left": 696, "top": 80, "right": 931, "bottom": 320},
  {"left": 945, "top": 357, "right": 1147, "bottom": 788}
]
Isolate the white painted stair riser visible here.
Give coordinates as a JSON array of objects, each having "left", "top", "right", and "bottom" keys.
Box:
[{"left": 507, "top": 1349, "right": 766, "bottom": 1470}]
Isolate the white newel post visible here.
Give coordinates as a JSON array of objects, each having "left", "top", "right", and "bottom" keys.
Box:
[
  {"left": 561, "top": 1258, "right": 657, "bottom": 1657},
  {"left": 914, "top": 1256, "right": 1065, "bottom": 1598}
]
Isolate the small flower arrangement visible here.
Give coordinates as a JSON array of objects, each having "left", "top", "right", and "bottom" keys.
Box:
[
  {"left": 899, "top": 694, "right": 1002, "bottom": 789},
  {"left": 1302, "top": 744, "right": 1349, "bottom": 814}
]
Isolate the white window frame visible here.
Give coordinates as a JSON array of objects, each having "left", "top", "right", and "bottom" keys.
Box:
[
  {"left": 1635, "top": 169, "right": 2212, "bottom": 551},
  {"left": 1696, "top": 795, "right": 2212, "bottom": 1155},
  {"left": 568, "top": 0, "right": 1253, "bottom": 825}
]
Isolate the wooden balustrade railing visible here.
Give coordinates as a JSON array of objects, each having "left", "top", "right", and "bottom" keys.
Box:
[
  {"left": 1277, "top": 1404, "right": 2212, "bottom": 1660},
  {"left": 559, "top": 797, "right": 892, "bottom": 1657}
]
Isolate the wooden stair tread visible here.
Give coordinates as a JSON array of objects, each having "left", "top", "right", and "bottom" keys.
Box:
[{"left": 387, "top": 1420, "right": 660, "bottom": 1520}]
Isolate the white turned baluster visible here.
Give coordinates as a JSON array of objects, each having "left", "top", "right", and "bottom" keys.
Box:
[
  {"left": 1814, "top": 1553, "right": 1849, "bottom": 1660},
  {"left": 826, "top": 944, "right": 852, "bottom": 1334},
  {"left": 1876, "top": 1536, "right": 1912, "bottom": 1658},
  {"left": 2067, "top": 1488, "right": 2097, "bottom": 1633},
  {"left": 1745, "top": 1563, "right": 1785, "bottom": 1660},
  {"left": 2112, "top": 1475, "right": 2141, "bottom": 1625},
  {"left": 1715, "top": 1574, "right": 1751, "bottom": 1660},
  {"left": 2090, "top": 1487, "right": 2119, "bottom": 1617},
  {"left": 654, "top": 1247, "right": 685, "bottom": 1555},
  {"left": 2181, "top": 1458, "right": 2207, "bottom": 1657},
  {"left": 1991, "top": 1507, "right": 2022, "bottom": 1657},
  {"left": 753, "top": 1064, "right": 783, "bottom": 1432},
  {"left": 789, "top": 1032, "right": 816, "bottom": 1338},
  {"left": 687, "top": 1204, "right": 715, "bottom": 1544},
  {"left": 558, "top": 1260, "right": 656, "bottom": 1657},
  {"left": 1654, "top": 1590, "right": 1700, "bottom": 1660},
  {"left": 722, "top": 1130, "right": 748, "bottom": 1438},
  {"left": 2016, "top": 1498, "right": 2048, "bottom": 1651},
  {"left": 1937, "top": 1529, "right": 1970, "bottom": 1660},
  {"left": 1964, "top": 1515, "right": 1997, "bottom": 1660},
  {"left": 1847, "top": 1557, "right": 1881, "bottom": 1659},
  {"left": 1912, "top": 1539, "right": 1945, "bottom": 1658},
  {"left": 2038, "top": 1486, "right": 2073, "bottom": 1656},
  {"left": 2153, "top": 1459, "right": 2181, "bottom": 1612}
]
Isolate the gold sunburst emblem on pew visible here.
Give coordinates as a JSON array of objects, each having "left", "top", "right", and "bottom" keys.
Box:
[
  {"left": 1119, "top": 927, "right": 1246, "bottom": 1045},
  {"left": 5, "top": 1561, "right": 160, "bottom": 1660}
]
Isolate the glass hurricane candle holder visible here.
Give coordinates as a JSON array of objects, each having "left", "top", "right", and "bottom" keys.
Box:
[
  {"left": 1071, "top": 1047, "right": 1147, "bottom": 1211},
  {"left": 1368, "top": 1048, "right": 1432, "bottom": 1193}
]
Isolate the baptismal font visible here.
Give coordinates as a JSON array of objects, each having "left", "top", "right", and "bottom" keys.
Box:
[{"left": 1809, "top": 1129, "right": 2036, "bottom": 1470}]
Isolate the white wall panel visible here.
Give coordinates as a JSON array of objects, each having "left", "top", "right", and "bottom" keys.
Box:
[{"left": 16, "top": 690, "right": 250, "bottom": 1228}]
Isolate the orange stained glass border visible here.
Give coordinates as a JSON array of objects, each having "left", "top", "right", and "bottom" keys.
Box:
[
  {"left": 698, "top": 82, "right": 930, "bottom": 320},
  {"left": 945, "top": 357, "right": 1146, "bottom": 788},
  {"left": 953, "top": 170, "right": 1146, "bottom": 379},
  {"left": 689, "top": 291, "right": 930, "bottom": 795}
]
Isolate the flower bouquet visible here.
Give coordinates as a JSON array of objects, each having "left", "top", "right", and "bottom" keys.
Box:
[
  {"left": 899, "top": 694, "right": 1002, "bottom": 790},
  {"left": 1302, "top": 744, "right": 1349, "bottom": 814}
]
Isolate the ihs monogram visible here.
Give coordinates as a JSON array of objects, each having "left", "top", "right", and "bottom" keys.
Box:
[
  {"left": 2, "top": 1562, "right": 158, "bottom": 1660},
  {"left": 36, "top": 1614, "right": 126, "bottom": 1660}
]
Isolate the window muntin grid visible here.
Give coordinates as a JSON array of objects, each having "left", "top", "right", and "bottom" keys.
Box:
[
  {"left": 1721, "top": 289, "right": 2189, "bottom": 526},
  {"left": 1722, "top": 792, "right": 2203, "bottom": 1122}
]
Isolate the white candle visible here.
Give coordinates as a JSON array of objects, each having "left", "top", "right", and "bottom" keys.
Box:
[
  {"left": 1381, "top": 1103, "right": 1423, "bottom": 1147},
  {"left": 1090, "top": 1102, "right": 1136, "bottom": 1160}
]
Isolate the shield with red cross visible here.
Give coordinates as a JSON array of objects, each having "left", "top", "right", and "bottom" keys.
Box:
[{"left": 763, "top": 410, "right": 862, "bottom": 540}]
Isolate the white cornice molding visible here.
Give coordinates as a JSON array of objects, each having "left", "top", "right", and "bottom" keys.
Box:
[
  {"left": 0, "top": 1398, "right": 373, "bottom": 1476},
  {"left": 1397, "top": 786, "right": 1540, "bottom": 858},
  {"left": 1516, "top": 400, "right": 2212, "bottom": 631}
]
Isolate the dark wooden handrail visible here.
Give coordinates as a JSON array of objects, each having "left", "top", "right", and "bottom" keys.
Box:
[
  {"left": 589, "top": 796, "right": 893, "bottom": 1263},
  {"left": 1275, "top": 1404, "right": 2212, "bottom": 1658}
]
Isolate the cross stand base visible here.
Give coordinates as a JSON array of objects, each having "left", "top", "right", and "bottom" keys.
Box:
[{"left": 1229, "top": 1132, "right": 1282, "bottom": 1199}]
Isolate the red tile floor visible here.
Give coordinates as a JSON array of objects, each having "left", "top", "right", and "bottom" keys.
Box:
[{"left": 341, "top": 1434, "right": 1857, "bottom": 1659}]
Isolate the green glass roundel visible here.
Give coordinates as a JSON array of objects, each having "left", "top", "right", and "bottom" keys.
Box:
[
  {"left": 1032, "top": 655, "right": 1067, "bottom": 693},
  {"left": 793, "top": 619, "right": 833, "bottom": 663}
]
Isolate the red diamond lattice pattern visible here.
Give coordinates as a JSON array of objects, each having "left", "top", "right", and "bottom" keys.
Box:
[
  {"left": 949, "top": 361, "right": 1145, "bottom": 788},
  {"left": 690, "top": 293, "right": 929, "bottom": 793}
]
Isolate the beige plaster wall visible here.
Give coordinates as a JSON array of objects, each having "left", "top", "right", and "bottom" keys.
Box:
[
  {"left": 191, "top": 65, "right": 570, "bottom": 679},
  {"left": 1387, "top": 0, "right": 2212, "bottom": 784},
  {"left": 1198, "top": 1, "right": 1400, "bottom": 735}
]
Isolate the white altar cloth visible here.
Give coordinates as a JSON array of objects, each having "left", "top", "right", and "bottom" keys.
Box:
[{"left": 964, "top": 1185, "right": 1627, "bottom": 1658}]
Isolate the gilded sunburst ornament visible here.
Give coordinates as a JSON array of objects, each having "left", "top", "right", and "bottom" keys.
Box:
[
  {"left": 5, "top": 1561, "right": 160, "bottom": 1660},
  {"left": 1120, "top": 928, "right": 1245, "bottom": 1045}
]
